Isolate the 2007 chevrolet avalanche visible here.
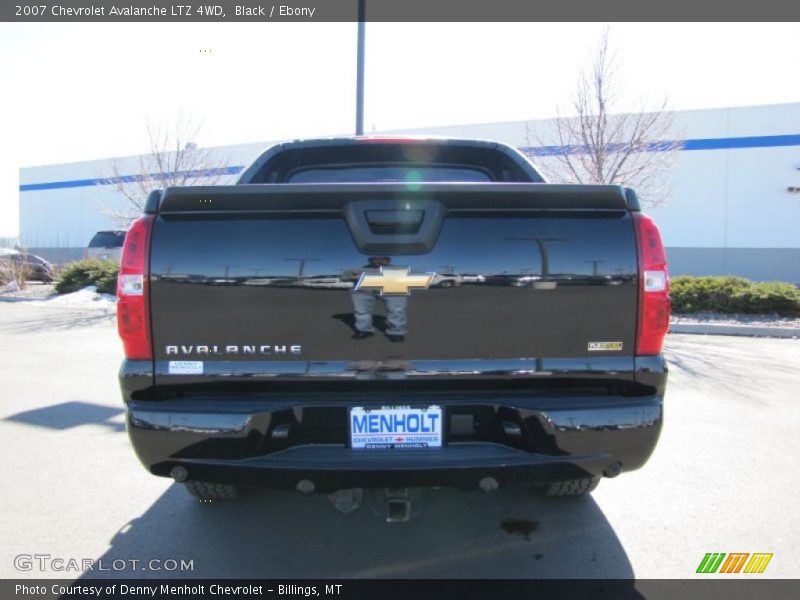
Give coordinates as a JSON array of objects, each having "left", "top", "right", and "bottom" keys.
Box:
[{"left": 116, "top": 137, "right": 669, "bottom": 518}]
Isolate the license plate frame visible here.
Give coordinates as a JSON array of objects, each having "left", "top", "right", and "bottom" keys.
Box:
[{"left": 349, "top": 405, "right": 443, "bottom": 450}]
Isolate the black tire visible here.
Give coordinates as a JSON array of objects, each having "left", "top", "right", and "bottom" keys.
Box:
[
  {"left": 544, "top": 477, "right": 600, "bottom": 497},
  {"left": 183, "top": 480, "right": 240, "bottom": 501}
]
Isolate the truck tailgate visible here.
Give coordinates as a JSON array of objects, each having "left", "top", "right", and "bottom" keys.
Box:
[{"left": 148, "top": 183, "right": 640, "bottom": 384}]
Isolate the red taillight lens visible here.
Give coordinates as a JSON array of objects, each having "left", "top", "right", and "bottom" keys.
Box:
[
  {"left": 633, "top": 212, "right": 670, "bottom": 355},
  {"left": 117, "top": 215, "right": 154, "bottom": 360}
]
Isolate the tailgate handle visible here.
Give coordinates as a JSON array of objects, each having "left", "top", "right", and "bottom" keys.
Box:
[
  {"left": 364, "top": 209, "right": 425, "bottom": 234},
  {"left": 344, "top": 200, "right": 445, "bottom": 255}
]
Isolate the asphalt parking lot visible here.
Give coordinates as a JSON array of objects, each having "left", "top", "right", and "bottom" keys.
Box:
[{"left": 0, "top": 298, "right": 798, "bottom": 579}]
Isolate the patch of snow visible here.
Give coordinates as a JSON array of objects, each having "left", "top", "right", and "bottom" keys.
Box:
[
  {"left": 33, "top": 286, "right": 117, "bottom": 309},
  {"left": 671, "top": 311, "right": 800, "bottom": 330}
]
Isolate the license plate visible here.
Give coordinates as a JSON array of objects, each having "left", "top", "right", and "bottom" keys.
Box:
[{"left": 350, "top": 405, "right": 443, "bottom": 449}]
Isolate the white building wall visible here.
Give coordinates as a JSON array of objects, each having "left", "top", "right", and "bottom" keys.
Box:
[{"left": 651, "top": 149, "right": 728, "bottom": 248}]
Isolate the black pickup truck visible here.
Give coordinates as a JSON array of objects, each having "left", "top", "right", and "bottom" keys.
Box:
[{"left": 117, "top": 137, "right": 669, "bottom": 518}]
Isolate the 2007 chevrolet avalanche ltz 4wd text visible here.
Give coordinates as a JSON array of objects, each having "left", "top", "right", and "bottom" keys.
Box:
[{"left": 116, "top": 137, "right": 669, "bottom": 519}]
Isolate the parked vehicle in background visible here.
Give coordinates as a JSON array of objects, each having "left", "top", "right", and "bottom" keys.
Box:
[
  {"left": 85, "top": 230, "right": 126, "bottom": 263},
  {"left": 0, "top": 250, "right": 54, "bottom": 283},
  {"left": 430, "top": 274, "right": 462, "bottom": 288}
]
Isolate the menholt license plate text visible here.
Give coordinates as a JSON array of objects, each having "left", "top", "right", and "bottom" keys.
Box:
[{"left": 350, "top": 405, "right": 443, "bottom": 449}]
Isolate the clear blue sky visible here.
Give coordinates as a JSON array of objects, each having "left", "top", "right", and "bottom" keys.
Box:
[{"left": 1, "top": 22, "right": 798, "bottom": 237}]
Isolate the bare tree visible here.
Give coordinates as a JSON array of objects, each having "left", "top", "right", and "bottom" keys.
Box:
[
  {"left": 0, "top": 253, "right": 32, "bottom": 291},
  {"left": 527, "top": 29, "right": 682, "bottom": 208},
  {"left": 98, "top": 113, "right": 230, "bottom": 226}
]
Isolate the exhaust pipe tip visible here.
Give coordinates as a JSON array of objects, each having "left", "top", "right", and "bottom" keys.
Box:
[
  {"left": 329, "top": 488, "right": 364, "bottom": 514},
  {"left": 170, "top": 466, "right": 188, "bottom": 483},
  {"left": 296, "top": 479, "right": 316, "bottom": 494},
  {"left": 479, "top": 477, "right": 499, "bottom": 492},
  {"left": 604, "top": 461, "right": 623, "bottom": 478}
]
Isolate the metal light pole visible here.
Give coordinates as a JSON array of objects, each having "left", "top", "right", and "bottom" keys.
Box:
[
  {"left": 284, "top": 257, "right": 321, "bottom": 279},
  {"left": 503, "top": 237, "right": 568, "bottom": 278},
  {"left": 583, "top": 260, "right": 606, "bottom": 277},
  {"left": 355, "top": 0, "right": 366, "bottom": 135}
]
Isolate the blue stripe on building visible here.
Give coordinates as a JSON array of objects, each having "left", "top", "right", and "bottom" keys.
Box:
[
  {"left": 19, "top": 166, "right": 245, "bottom": 192},
  {"left": 19, "top": 134, "right": 800, "bottom": 192},
  {"left": 520, "top": 133, "right": 800, "bottom": 156}
]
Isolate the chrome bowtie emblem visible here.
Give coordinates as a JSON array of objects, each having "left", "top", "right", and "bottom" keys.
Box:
[{"left": 355, "top": 267, "right": 435, "bottom": 296}]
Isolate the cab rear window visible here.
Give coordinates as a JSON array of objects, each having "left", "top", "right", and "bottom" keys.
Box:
[
  {"left": 242, "top": 141, "right": 542, "bottom": 183},
  {"left": 287, "top": 166, "right": 491, "bottom": 183}
]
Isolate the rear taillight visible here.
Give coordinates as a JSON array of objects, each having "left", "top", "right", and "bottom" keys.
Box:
[
  {"left": 117, "top": 215, "right": 154, "bottom": 360},
  {"left": 633, "top": 212, "right": 670, "bottom": 355}
]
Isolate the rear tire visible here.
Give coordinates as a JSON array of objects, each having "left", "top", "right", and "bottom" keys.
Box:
[
  {"left": 183, "top": 480, "right": 240, "bottom": 501},
  {"left": 544, "top": 477, "right": 600, "bottom": 497}
]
